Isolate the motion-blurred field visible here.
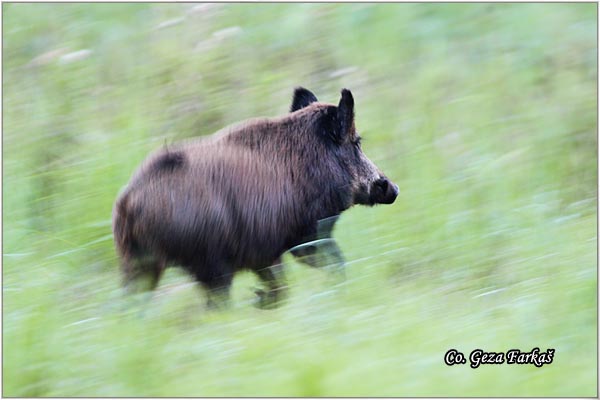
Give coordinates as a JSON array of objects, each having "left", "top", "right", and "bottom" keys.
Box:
[{"left": 3, "top": 3, "right": 597, "bottom": 397}]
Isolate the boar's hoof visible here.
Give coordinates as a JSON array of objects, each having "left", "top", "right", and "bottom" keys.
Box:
[
  {"left": 205, "top": 287, "right": 232, "bottom": 310},
  {"left": 254, "top": 287, "right": 286, "bottom": 310},
  {"left": 206, "top": 297, "right": 230, "bottom": 310}
]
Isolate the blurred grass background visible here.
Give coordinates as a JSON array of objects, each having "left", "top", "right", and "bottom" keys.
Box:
[{"left": 2, "top": 3, "right": 597, "bottom": 397}]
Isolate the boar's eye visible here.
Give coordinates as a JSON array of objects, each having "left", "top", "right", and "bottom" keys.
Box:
[{"left": 353, "top": 136, "right": 362, "bottom": 148}]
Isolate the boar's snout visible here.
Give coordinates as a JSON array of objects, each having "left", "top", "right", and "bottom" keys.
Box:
[{"left": 370, "top": 177, "right": 399, "bottom": 204}]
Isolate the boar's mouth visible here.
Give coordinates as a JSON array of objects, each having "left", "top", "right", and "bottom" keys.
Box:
[{"left": 355, "top": 177, "right": 399, "bottom": 206}]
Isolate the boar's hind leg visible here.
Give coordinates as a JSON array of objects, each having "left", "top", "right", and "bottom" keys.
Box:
[
  {"left": 254, "top": 261, "right": 288, "bottom": 309},
  {"left": 121, "top": 255, "right": 165, "bottom": 294},
  {"left": 195, "top": 269, "right": 233, "bottom": 310}
]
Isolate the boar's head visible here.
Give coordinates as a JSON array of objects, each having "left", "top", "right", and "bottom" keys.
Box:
[{"left": 291, "top": 87, "right": 399, "bottom": 207}]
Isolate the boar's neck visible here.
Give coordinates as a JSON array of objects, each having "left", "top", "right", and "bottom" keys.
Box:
[{"left": 221, "top": 116, "right": 353, "bottom": 220}]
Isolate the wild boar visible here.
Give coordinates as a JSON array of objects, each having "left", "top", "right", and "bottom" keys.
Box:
[{"left": 112, "top": 87, "right": 398, "bottom": 308}]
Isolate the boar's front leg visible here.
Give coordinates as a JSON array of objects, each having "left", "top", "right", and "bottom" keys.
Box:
[
  {"left": 290, "top": 238, "right": 346, "bottom": 278},
  {"left": 254, "top": 260, "right": 288, "bottom": 309},
  {"left": 289, "top": 215, "right": 346, "bottom": 277}
]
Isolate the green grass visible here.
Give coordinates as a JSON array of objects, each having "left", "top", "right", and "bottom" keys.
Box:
[{"left": 3, "top": 3, "right": 597, "bottom": 397}]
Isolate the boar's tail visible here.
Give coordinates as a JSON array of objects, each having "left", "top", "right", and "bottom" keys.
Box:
[
  {"left": 113, "top": 192, "right": 165, "bottom": 290},
  {"left": 112, "top": 192, "right": 141, "bottom": 261}
]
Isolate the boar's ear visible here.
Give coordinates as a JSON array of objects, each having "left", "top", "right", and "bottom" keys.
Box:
[
  {"left": 337, "top": 88, "right": 354, "bottom": 140},
  {"left": 290, "top": 87, "right": 318, "bottom": 112}
]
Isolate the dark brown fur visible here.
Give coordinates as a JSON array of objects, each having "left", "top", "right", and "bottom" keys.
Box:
[{"left": 113, "top": 88, "right": 398, "bottom": 308}]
